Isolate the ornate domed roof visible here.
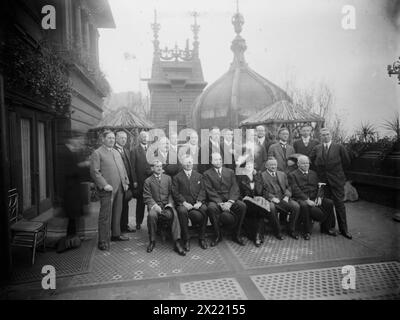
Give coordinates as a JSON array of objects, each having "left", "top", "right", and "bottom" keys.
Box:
[{"left": 191, "top": 10, "right": 291, "bottom": 130}]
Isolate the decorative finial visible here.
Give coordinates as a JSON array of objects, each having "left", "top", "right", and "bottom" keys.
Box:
[
  {"left": 151, "top": 9, "right": 161, "bottom": 56},
  {"left": 230, "top": 1, "right": 247, "bottom": 68},
  {"left": 191, "top": 11, "right": 200, "bottom": 57}
]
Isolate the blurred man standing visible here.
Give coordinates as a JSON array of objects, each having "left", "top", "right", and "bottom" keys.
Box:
[
  {"left": 114, "top": 130, "right": 135, "bottom": 233},
  {"left": 310, "top": 128, "right": 352, "bottom": 239},
  {"left": 130, "top": 131, "right": 153, "bottom": 230},
  {"left": 90, "top": 130, "right": 130, "bottom": 250}
]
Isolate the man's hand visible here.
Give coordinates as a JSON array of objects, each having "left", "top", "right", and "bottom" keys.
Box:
[
  {"left": 271, "top": 197, "right": 280, "bottom": 204},
  {"left": 123, "top": 184, "right": 129, "bottom": 192},
  {"left": 315, "top": 197, "right": 322, "bottom": 206},
  {"left": 305, "top": 199, "right": 315, "bottom": 206},
  {"left": 282, "top": 196, "right": 289, "bottom": 203},
  {"left": 153, "top": 204, "right": 162, "bottom": 214},
  {"left": 219, "top": 202, "right": 229, "bottom": 211},
  {"left": 225, "top": 201, "right": 233, "bottom": 211},
  {"left": 193, "top": 202, "right": 202, "bottom": 210},
  {"left": 183, "top": 201, "right": 193, "bottom": 211},
  {"left": 104, "top": 184, "right": 113, "bottom": 192}
]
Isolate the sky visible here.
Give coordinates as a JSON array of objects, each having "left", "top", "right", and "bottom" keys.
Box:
[{"left": 98, "top": 0, "right": 400, "bottom": 136}]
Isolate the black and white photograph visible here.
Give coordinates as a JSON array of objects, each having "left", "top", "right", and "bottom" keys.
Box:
[{"left": 0, "top": 0, "right": 399, "bottom": 303}]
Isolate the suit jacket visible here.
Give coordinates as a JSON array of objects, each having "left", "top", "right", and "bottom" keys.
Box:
[
  {"left": 172, "top": 170, "right": 206, "bottom": 205},
  {"left": 310, "top": 143, "right": 351, "bottom": 189},
  {"left": 293, "top": 138, "right": 320, "bottom": 158},
  {"left": 268, "top": 142, "right": 295, "bottom": 173},
  {"left": 90, "top": 145, "right": 129, "bottom": 192},
  {"left": 256, "top": 137, "right": 275, "bottom": 156},
  {"left": 114, "top": 145, "right": 132, "bottom": 184},
  {"left": 158, "top": 148, "right": 182, "bottom": 177},
  {"left": 130, "top": 144, "right": 153, "bottom": 192},
  {"left": 143, "top": 173, "right": 174, "bottom": 211},
  {"left": 203, "top": 167, "right": 240, "bottom": 203},
  {"left": 199, "top": 139, "right": 223, "bottom": 173},
  {"left": 237, "top": 173, "right": 263, "bottom": 199},
  {"left": 253, "top": 142, "right": 268, "bottom": 172},
  {"left": 288, "top": 169, "right": 323, "bottom": 201},
  {"left": 260, "top": 170, "right": 292, "bottom": 200}
]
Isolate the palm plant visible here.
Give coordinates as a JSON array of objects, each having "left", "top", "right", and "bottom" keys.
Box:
[
  {"left": 356, "top": 121, "right": 377, "bottom": 143},
  {"left": 382, "top": 111, "right": 400, "bottom": 141}
]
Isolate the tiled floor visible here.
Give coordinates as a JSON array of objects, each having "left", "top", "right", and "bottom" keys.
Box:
[{"left": 1, "top": 200, "right": 399, "bottom": 300}]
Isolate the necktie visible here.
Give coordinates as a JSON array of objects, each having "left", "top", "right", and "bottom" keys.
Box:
[
  {"left": 218, "top": 169, "right": 222, "bottom": 178},
  {"left": 187, "top": 172, "right": 191, "bottom": 180},
  {"left": 271, "top": 172, "right": 276, "bottom": 177}
]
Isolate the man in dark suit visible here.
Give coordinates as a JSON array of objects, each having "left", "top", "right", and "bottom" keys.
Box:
[
  {"left": 156, "top": 136, "right": 182, "bottom": 177},
  {"left": 203, "top": 152, "right": 247, "bottom": 246},
  {"left": 172, "top": 154, "right": 208, "bottom": 251},
  {"left": 90, "top": 130, "right": 130, "bottom": 250},
  {"left": 114, "top": 129, "right": 135, "bottom": 233},
  {"left": 143, "top": 160, "right": 186, "bottom": 256},
  {"left": 293, "top": 125, "right": 320, "bottom": 159},
  {"left": 199, "top": 126, "right": 222, "bottom": 173},
  {"left": 288, "top": 155, "right": 338, "bottom": 240},
  {"left": 221, "top": 128, "right": 236, "bottom": 171},
  {"left": 130, "top": 131, "right": 153, "bottom": 230},
  {"left": 310, "top": 128, "right": 352, "bottom": 239},
  {"left": 268, "top": 127, "right": 295, "bottom": 173},
  {"left": 260, "top": 157, "right": 300, "bottom": 239}
]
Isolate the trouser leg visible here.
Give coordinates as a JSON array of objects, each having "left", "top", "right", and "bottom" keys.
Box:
[
  {"left": 120, "top": 191, "right": 129, "bottom": 231},
  {"left": 111, "top": 185, "right": 124, "bottom": 237},
  {"left": 162, "top": 208, "right": 181, "bottom": 242},
  {"left": 276, "top": 200, "right": 299, "bottom": 233},
  {"left": 266, "top": 203, "right": 282, "bottom": 236},
  {"left": 147, "top": 208, "right": 158, "bottom": 242},
  {"left": 136, "top": 195, "right": 145, "bottom": 226},
  {"left": 98, "top": 190, "right": 112, "bottom": 244},
  {"left": 207, "top": 202, "right": 221, "bottom": 237},
  {"left": 189, "top": 206, "right": 207, "bottom": 240},
  {"left": 298, "top": 200, "right": 312, "bottom": 234},
  {"left": 327, "top": 185, "right": 348, "bottom": 233},
  {"left": 230, "top": 200, "right": 246, "bottom": 237},
  {"left": 177, "top": 205, "right": 190, "bottom": 241},
  {"left": 319, "top": 198, "right": 336, "bottom": 231}
]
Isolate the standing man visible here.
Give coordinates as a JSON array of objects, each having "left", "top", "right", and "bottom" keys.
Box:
[
  {"left": 268, "top": 127, "right": 295, "bottom": 173},
  {"left": 172, "top": 154, "right": 208, "bottom": 251},
  {"left": 114, "top": 130, "right": 135, "bottom": 233},
  {"left": 222, "top": 128, "right": 236, "bottom": 171},
  {"left": 203, "top": 152, "right": 247, "bottom": 246},
  {"left": 143, "top": 160, "right": 186, "bottom": 256},
  {"left": 260, "top": 157, "right": 300, "bottom": 240},
  {"left": 130, "top": 131, "right": 153, "bottom": 230},
  {"left": 289, "top": 155, "right": 337, "bottom": 240},
  {"left": 157, "top": 136, "right": 182, "bottom": 177},
  {"left": 90, "top": 130, "right": 130, "bottom": 250},
  {"left": 200, "top": 126, "right": 222, "bottom": 173},
  {"left": 293, "top": 125, "right": 320, "bottom": 159},
  {"left": 310, "top": 128, "right": 352, "bottom": 239},
  {"left": 256, "top": 125, "right": 274, "bottom": 156}
]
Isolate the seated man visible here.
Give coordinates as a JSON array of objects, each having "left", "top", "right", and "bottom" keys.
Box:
[
  {"left": 143, "top": 160, "right": 186, "bottom": 256},
  {"left": 236, "top": 160, "right": 278, "bottom": 247},
  {"left": 288, "top": 155, "right": 337, "bottom": 240},
  {"left": 172, "top": 154, "right": 208, "bottom": 251},
  {"left": 260, "top": 157, "right": 300, "bottom": 240},
  {"left": 203, "top": 152, "right": 247, "bottom": 247}
]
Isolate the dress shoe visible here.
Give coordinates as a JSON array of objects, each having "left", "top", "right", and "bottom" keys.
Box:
[
  {"left": 183, "top": 240, "right": 190, "bottom": 252},
  {"left": 136, "top": 224, "right": 141, "bottom": 230},
  {"left": 210, "top": 234, "right": 222, "bottom": 247},
  {"left": 325, "top": 229, "right": 338, "bottom": 236},
  {"left": 174, "top": 241, "right": 186, "bottom": 256},
  {"left": 304, "top": 233, "right": 311, "bottom": 240},
  {"left": 199, "top": 239, "right": 208, "bottom": 250},
  {"left": 98, "top": 242, "right": 108, "bottom": 251},
  {"left": 125, "top": 226, "right": 136, "bottom": 233},
  {"left": 254, "top": 233, "right": 262, "bottom": 247},
  {"left": 232, "top": 235, "right": 245, "bottom": 246},
  {"left": 288, "top": 231, "right": 299, "bottom": 240},
  {"left": 275, "top": 234, "right": 284, "bottom": 240},
  {"left": 340, "top": 231, "right": 352, "bottom": 239},
  {"left": 147, "top": 241, "right": 155, "bottom": 253},
  {"left": 111, "top": 235, "right": 130, "bottom": 241}
]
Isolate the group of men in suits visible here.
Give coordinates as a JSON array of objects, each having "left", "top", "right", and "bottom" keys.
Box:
[{"left": 89, "top": 123, "right": 352, "bottom": 253}]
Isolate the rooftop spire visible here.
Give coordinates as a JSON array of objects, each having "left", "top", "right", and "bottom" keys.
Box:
[
  {"left": 191, "top": 11, "right": 200, "bottom": 58},
  {"left": 230, "top": 1, "right": 247, "bottom": 68},
  {"left": 151, "top": 9, "right": 161, "bottom": 57}
]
